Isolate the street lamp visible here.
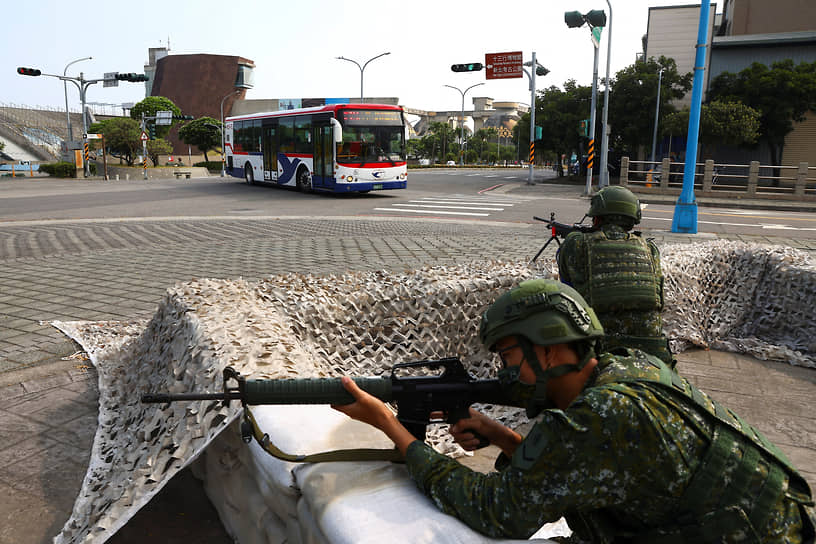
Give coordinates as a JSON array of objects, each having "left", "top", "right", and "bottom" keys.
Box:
[
  {"left": 335, "top": 52, "right": 391, "bottom": 103},
  {"left": 444, "top": 82, "right": 484, "bottom": 166},
  {"left": 565, "top": 9, "right": 606, "bottom": 195},
  {"left": 650, "top": 68, "right": 664, "bottom": 166},
  {"left": 599, "top": 0, "right": 613, "bottom": 188},
  {"left": 63, "top": 56, "right": 92, "bottom": 143},
  {"left": 220, "top": 89, "right": 240, "bottom": 177},
  {"left": 522, "top": 52, "right": 549, "bottom": 184}
]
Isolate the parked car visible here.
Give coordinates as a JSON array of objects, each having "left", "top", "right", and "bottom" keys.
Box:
[{"left": 446, "top": 160, "right": 456, "bottom": 166}]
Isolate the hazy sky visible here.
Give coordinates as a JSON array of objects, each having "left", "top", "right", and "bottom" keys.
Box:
[{"left": 3, "top": 0, "right": 707, "bottom": 114}]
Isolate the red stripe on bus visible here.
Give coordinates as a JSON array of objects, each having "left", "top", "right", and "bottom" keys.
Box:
[{"left": 338, "top": 161, "right": 407, "bottom": 168}]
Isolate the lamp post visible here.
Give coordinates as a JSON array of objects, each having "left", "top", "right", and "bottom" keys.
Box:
[
  {"left": 63, "top": 56, "right": 92, "bottom": 143},
  {"left": 444, "top": 82, "right": 484, "bottom": 166},
  {"left": 599, "top": 0, "right": 613, "bottom": 188},
  {"left": 220, "top": 89, "right": 239, "bottom": 177},
  {"left": 522, "top": 52, "right": 549, "bottom": 184},
  {"left": 335, "top": 52, "right": 390, "bottom": 103},
  {"left": 565, "top": 9, "right": 606, "bottom": 195},
  {"left": 649, "top": 68, "right": 664, "bottom": 165}
]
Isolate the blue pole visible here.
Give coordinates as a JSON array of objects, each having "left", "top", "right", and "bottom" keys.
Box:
[{"left": 671, "top": 0, "right": 710, "bottom": 234}]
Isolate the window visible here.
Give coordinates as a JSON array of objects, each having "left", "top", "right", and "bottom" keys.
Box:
[
  {"left": 294, "top": 116, "right": 312, "bottom": 154},
  {"left": 279, "top": 117, "right": 295, "bottom": 153}
]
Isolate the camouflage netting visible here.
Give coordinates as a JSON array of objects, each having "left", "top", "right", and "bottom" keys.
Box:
[
  {"left": 661, "top": 240, "right": 816, "bottom": 368},
  {"left": 52, "top": 240, "right": 815, "bottom": 543}
]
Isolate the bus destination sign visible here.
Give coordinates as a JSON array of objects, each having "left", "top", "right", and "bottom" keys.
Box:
[{"left": 341, "top": 109, "right": 403, "bottom": 125}]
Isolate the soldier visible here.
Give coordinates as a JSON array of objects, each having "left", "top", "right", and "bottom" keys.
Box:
[
  {"left": 557, "top": 186, "right": 673, "bottom": 366},
  {"left": 334, "top": 279, "right": 815, "bottom": 542}
]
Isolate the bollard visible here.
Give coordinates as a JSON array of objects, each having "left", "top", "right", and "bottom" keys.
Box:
[
  {"left": 125, "top": 174, "right": 129, "bottom": 180},
  {"left": 661, "top": 157, "right": 671, "bottom": 189},
  {"left": 115, "top": 174, "right": 120, "bottom": 181},
  {"left": 702, "top": 160, "right": 714, "bottom": 192},
  {"left": 747, "top": 161, "right": 759, "bottom": 196}
]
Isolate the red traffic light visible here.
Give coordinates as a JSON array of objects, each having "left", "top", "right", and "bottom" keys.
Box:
[{"left": 17, "top": 67, "right": 42, "bottom": 77}]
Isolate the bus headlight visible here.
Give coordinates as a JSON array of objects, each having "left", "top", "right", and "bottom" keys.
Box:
[{"left": 346, "top": 175, "right": 354, "bottom": 182}]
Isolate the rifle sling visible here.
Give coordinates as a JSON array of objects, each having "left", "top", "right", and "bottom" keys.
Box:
[{"left": 243, "top": 407, "right": 405, "bottom": 463}]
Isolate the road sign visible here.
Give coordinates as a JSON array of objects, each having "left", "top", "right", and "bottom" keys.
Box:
[
  {"left": 485, "top": 51, "right": 523, "bottom": 80},
  {"left": 103, "top": 72, "right": 119, "bottom": 88},
  {"left": 591, "top": 27, "right": 603, "bottom": 48},
  {"left": 86, "top": 133, "right": 103, "bottom": 140},
  {"left": 140, "top": 131, "right": 149, "bottom": 142},
  {"left": 155, "top": 110, "right": 173, "bottom": 126}
]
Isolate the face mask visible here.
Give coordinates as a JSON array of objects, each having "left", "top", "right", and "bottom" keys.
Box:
[{"left": 497, "top": 365, "right": 536, "bottom": 409}]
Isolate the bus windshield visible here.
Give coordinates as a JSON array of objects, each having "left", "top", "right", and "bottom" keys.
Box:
[{"left": 338, "top": 125, "right": 405, "bottom": 165}]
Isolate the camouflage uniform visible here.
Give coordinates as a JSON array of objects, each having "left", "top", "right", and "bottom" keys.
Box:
[
  {"left": 405, "top": 348, "right": 815, "bottom": 542},
  {"left": 557, "top": 224, "right": 673, "bottom": 365}
]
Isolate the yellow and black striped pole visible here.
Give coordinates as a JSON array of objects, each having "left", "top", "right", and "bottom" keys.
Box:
[
  {"left": 529, "top": 142, "right": 534, "bottom": 165},
  {"left": 587, "top": 139, "right": 595, "bottom": 171},
  {"left": 83, "top": 142, "right": 89, "bottom": 177}
]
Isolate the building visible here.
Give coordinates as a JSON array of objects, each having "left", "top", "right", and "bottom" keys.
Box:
[
  {"left": 145, "top": 49, "right": 255, "bottom": 157},
  {"left": 643, "top": 1, "right": 816, "bottom": 166}
]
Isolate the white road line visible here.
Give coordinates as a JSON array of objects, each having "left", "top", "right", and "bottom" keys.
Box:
[
  {"left": 372, "top": 208, "right": 489, "bottom": 217},
  {"left": 412, "top": 199, "right": 516, "bottom": 206},
  {"left": 645, "top": 216, "right": 816, "bottom": 231},
  {"left": 393, "top": 204, "right": 504, "bottom": 211}
]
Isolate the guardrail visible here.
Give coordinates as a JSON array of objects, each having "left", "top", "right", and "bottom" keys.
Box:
[{"left": 621, "top": 157, "right": 816, "bottom": 200}]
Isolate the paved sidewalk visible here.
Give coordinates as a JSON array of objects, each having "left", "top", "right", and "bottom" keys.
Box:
[{"left": 1, "top": 180, "right": 814, "bottom": 544}]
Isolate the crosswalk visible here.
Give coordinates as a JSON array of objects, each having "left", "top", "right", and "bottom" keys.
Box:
[{"left": 372, "top": 195, "right": 530, "bottom": 218}]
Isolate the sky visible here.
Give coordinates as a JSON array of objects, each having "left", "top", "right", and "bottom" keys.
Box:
[{"left": 3, "top": 0, "right": 708, "bottom": 116}]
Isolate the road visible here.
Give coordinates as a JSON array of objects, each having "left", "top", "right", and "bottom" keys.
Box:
[{"left": 2, "top": 170, "right": 815, "bottom": 240}]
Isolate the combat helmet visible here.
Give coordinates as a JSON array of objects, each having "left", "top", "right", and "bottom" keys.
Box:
[
  {"left": 480, "top": 279, "right": 604, "bottom": 416},
  {"left": 587, "top": 186, "right": 642, "bottom": 224},
  {"left": 480, "top": 279, "right": 604, "bottom": 351}
]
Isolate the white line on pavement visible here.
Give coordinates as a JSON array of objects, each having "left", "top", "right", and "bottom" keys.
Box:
[
  {"left": 393, "top": 204, "right": 504, "bottom": 211},
  {"left": 372, "top": 208, "right": 489, "bottom": 217}
]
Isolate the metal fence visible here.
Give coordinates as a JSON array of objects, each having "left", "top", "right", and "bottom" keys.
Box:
[{"left": 622, "top": 157, "right": 816, "bottom": 200}]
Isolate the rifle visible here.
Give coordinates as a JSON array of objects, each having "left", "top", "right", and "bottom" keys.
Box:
[
  {"left": 142, "top": 358, "right": 507, "bottom": 461},
  {"left": 529, "top": 212, "right": 594, "bottom": 264}
]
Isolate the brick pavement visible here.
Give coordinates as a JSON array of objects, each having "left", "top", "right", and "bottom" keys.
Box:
[{"left": 0, "top": 189, "right": 815, "bottom": 544}]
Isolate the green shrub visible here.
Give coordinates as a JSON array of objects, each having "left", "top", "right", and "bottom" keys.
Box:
[
  {"left": 40, "top": 162, "right": 76, "bottom": 178},
  {"left": 194, "top": 161, "right": 223, "bottom": 171}
]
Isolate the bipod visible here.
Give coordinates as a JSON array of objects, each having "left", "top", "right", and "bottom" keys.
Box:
[{"left": 529, "top": 212, "right": 560, "bottom": 265}]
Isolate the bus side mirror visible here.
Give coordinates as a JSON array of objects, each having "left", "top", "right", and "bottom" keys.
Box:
[{"left": 331, "top": 118, "right": 342, "bottom": 143}]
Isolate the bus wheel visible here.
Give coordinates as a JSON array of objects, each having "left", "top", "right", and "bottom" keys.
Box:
[
  {"left": 296, "top": 167, "right": 312, "bottom": 193},
  {"left": 244, "top": 163, "right": 254, "bottom": 185}
]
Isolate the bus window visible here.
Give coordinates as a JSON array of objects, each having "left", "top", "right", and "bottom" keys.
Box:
[
  {"left": 294, "top": 116, "right": 311, "bottom": 154},
  {"left": 279, "top": 117, "right": 295, "bottom": 154}
]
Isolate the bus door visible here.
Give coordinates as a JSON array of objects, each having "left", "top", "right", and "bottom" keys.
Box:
[
  {"left": 312, "top": 124, "right": 335, "bottom": 188},
  {"left": 262, "top": 124, "right": 277, "bottom": 181}
]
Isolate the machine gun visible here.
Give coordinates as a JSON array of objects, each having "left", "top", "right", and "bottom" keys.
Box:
[
  {"left": 529, "top": 212, "right": 594, "bottom": 264},
  {"left": 142, "top": 358, "right": 507, "bottom": 461}
]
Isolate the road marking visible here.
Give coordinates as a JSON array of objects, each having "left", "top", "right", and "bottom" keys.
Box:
[
  {"left": 645, "top": 216, "right": 816, "bottom": 231},
  {"left": 393, "top": 204, "right": 505, "bottom": 211},
  {"left": 417, "top": 199, "right": 519, "bottom": 206},
  {"left": 372, "top": 208, "right": 489, "bottom": 217}
]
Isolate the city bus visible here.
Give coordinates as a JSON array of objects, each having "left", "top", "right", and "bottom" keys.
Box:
[{"left": 225, "top": 103, "right": 408, "bottom": 193}]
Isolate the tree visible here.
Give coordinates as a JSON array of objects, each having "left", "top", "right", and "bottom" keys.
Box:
[
  {"left": 130, "top": 97, "right": 182, "bottom": 139},
  {"left": 707, "top": 60, "right": 816, "bottom": 170},
  {"left": 662, "top": 100, "right": 761, "bottom": 158},
  {"left": 517, "top": 80, "right": 591, "bottom": 176},
  {"left": 177, "top": 117, "right": 221, "bottom": 162},
  {"left": 608, "top": 56, "right": 692, "bottom": 157},
  {"left": 146, "top": 139, "right": 173, "bottom": 166},
  {"left": 91, "top": 117, "right": 141, "bottom": 166}
]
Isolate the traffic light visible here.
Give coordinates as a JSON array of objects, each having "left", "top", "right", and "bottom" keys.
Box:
[
  {"left": 148, "top": 123, "right": 156, "bottom": 139},
  {"left": 17, "top": 67, "right": 42, "bottom": 77},
  {"left": 115, "top": 72, "right": 149, "bottom": 82},
  {"left": 585, "top": 9, "right": 607, "bottom": 27},
  {"left": 579, "top": 119, "right": 588, "bottom": 137},
  {"left": 564, "top": 11, "right": 585, "bottom": 28},
  {"left": 535, "top": 66, "right": 550, "bottom": 77},
  {"left": 173, "top": 115, "right": 194, "bottom": 121},
  {"left": 451, "top": 63, "right": 483, "bottom": 72}
]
